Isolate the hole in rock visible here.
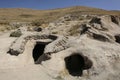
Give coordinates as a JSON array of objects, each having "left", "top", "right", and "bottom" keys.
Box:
[
  {"left": 115, "top": 35, "right": 120, "bottom": 43},
  {"left": 64, "top": 54, "right": 85, "bottom": 76},
  {"left": 90, "top": 17, "right": 101, "bottom": 24},
  {"left": 32, "top": 42, "right": 49, "bottom": 63},
  {"left": 111, "top": 16, "right": 119, "bottom": 25},
  {"left": 80, "top": 24, "right": 90, "bottom": 35}
]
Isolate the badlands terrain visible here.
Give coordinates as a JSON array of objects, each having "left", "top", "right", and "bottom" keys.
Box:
[{"left": 0, "top": 6, "right": 120, "bottom": 80}]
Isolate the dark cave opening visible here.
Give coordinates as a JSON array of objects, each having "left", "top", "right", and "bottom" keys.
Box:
[
  {"left": 64, "top": 54, "right": 85, "bottom": 76},
  {"left": 111, "top": 15, "right": 119, "bottom": 25},
  {"left": 115, "top": 35, "right": 120, "bottom": 44},
  {"left": 32, "top": 42, "right": 48, "bottom": 63}
]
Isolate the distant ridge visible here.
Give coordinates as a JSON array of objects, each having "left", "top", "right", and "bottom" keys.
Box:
[{"left": 0, "top": 6, "right": 120, "bottom": 22}]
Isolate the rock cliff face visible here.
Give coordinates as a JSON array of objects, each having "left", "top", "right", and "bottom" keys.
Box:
[{"left": 4, "top": 14, "right": 120, "bottom": 80}]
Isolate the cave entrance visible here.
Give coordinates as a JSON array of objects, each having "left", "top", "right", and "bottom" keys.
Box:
[
  {"left": 115, "top": 35, "right": 120, "bottom": 44},
  {"left": 64, "top": 54, "right": 85, "bottom": 76},
  {"left": 32, "top": 42, "right": 49, "bottom": 63}
]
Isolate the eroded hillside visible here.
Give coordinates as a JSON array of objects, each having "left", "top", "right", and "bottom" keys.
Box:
[
  {"left": 0, "top": 6, "right": 120, "bottom": 80},
  {"left": 0, "top": 6, "right": 120, "bottom": 31}
]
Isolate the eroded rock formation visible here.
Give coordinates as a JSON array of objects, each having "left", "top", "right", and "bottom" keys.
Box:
[{"left": 6, "top": 14, "right": 120, "bottom": 80}]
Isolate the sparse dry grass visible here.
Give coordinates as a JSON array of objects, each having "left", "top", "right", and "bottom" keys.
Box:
[
  {"left": 10, "top": 30, "right": 22, "bottom": 37},
  {"left": 69, "top": 24, "right": 81, "bottom": 36},
  {"left": 0, "top": 6, "right": 120, "bottom": 22},
  {"left": 0, "top": 6, "right": 120, "bottom": 31}
]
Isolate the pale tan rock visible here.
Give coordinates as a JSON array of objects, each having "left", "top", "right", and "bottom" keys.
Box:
[{"left": 0, "top": 15, "right": 120, "bottom": 80}]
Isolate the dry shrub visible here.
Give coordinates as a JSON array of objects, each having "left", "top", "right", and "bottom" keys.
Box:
[{"left": 10, "top": 30, "right": 22, "bottom": 37}]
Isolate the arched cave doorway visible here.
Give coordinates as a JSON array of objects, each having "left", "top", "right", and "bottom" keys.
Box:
[
  {"left": 64, "top": 54, "right": 85, "bottom": 76},
  {"left": 32, "top": 42, "right": 49, "bottom": 63}
]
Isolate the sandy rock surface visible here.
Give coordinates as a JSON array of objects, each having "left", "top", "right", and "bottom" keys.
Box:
[{"left": 0, "top": 15, "right": 120, "bottom": 80}]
